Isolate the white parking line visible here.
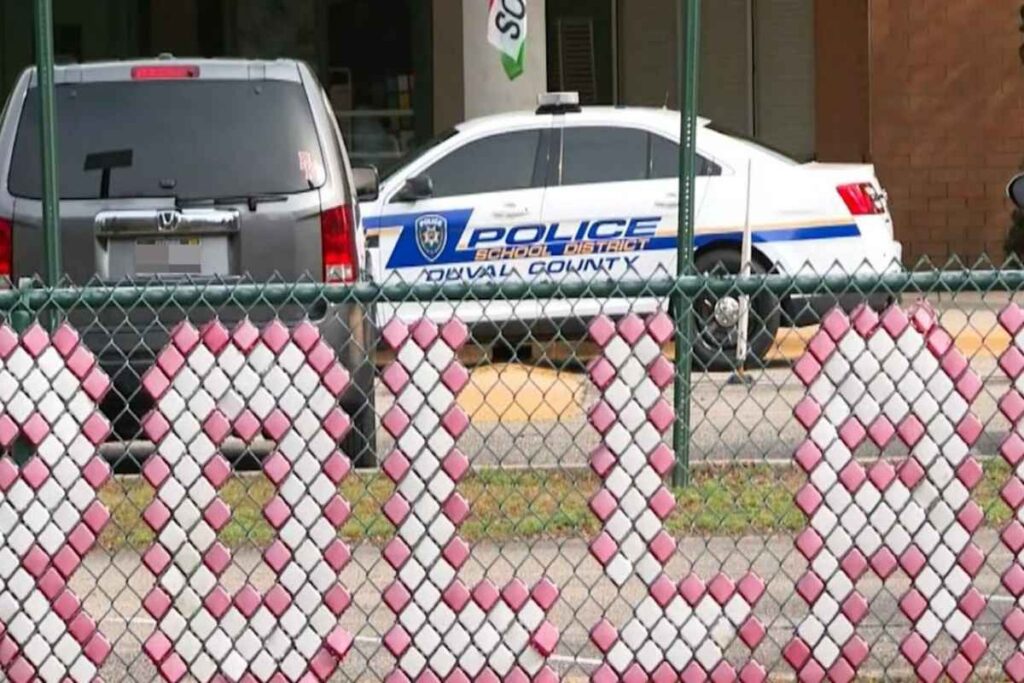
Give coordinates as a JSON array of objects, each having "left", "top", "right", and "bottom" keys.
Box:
[
  {"left": 346, "top": 635, "right": 604, "bottom": 670},
  {"left": 101, "top": 615, "right": 156, "bottom": 626},
  {"left": 547, "top": 653, "right": 604, "bottom": 669}
]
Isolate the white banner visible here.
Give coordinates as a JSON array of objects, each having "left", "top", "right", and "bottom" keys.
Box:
[{"left": 488, "top": 0, "right": 528, "bottom": 79}]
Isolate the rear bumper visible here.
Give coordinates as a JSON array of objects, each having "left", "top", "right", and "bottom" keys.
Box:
[
  {"left": 464, "top": 316, "right": 592, "bottom": 344},
  {"left": 91, "top": 301, "right": 373, "bottom": 442},
  {"left": 771, "top": 237, "right": 903, "bottom": 326},
  {"left": 768, "top": 236, "right": 904, "bottom": 282},
  {"left": 783, "top": 291, "right": 896, "bottom": 327}
]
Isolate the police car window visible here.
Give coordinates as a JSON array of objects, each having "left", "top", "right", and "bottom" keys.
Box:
[
  {"left": 650, "top": 134, "right": 722, "bottom": 178},
  {"left": 561, "top": 127, "right": 648, "bottom": 185},
  {"left": 423, "top": 130, "right": 542, "bottom": 198},
  {"left": 381, "top": 128, "right": 458, "bottom": 181}
]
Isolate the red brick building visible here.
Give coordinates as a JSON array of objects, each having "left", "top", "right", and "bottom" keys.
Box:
[{"left": 817, "top": 0, "right": 1024, "bottom": 263}]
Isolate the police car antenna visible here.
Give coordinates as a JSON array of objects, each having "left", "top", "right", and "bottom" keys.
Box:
[{"left": 536, "top": 92, "right": 582, "bottom": 115}]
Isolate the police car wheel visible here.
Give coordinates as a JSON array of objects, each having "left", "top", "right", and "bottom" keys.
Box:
[{"left": 693, "top": 248, "right": 780, "bottom": 371}]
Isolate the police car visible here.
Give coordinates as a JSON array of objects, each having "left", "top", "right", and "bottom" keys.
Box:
[{"left": 362, "top": 93, "right": 902, "bottom": 368}]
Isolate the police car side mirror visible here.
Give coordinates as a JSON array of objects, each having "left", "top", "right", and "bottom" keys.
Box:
[
  {"left": 1010, "top": 173, "right": 1024, "bottom": 210},
  {"left": 393, "top": 174, "right": 434, "bottom": 203},
  {"left": 353, "top": 166, "right": 380, "bottom": 202}
]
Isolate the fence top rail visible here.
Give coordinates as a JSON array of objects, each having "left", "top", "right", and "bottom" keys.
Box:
[{"left": 0, "top": 269, "right": 1020, "bottom": 312}]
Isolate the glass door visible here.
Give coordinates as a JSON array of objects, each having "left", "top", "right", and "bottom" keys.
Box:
[{"left": 325, "top": 0, "right": 432, "bottom": 174}]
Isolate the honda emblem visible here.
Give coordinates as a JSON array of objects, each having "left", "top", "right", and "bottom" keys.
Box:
[{"left": 157, "top": 210, "right": 181, "bottom": 232}]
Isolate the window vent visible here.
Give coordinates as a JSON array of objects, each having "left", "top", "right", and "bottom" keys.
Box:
[{"left": 551, "top": 19, "right": 598, "bottom": 105}]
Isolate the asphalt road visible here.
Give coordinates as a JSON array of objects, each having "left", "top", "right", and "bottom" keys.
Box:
[{"left": 80, "top": 529, "right": 1022, "bottom": 681}]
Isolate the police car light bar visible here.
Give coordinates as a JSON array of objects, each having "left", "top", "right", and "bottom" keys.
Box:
[{"left": 537, "top": 92, "right": 582, "bottom": 115}]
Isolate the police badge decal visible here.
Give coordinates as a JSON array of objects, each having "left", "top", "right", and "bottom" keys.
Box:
[{"left": 415, "top": 214, "right": 448, "bottom": 262}]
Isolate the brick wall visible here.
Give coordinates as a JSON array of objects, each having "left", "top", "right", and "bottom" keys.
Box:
[
  {"left": 815, "top": 0, "right": 870, "bottom": 163},
  {"left": 868, "top": 0, "right": 1024, "bottom": 263}
]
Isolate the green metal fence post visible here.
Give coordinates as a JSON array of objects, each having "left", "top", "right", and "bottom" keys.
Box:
[
  {"left": 33, "top": 0, "right": 62, "bottom": 286},
  {"left": 10, "top": 280, "right": 34, "bottom": 465},
  {"left": 672, "top": 0, "right": 701, "bottom": 488}
]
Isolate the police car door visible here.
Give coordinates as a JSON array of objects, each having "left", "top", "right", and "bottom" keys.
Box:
[
  {"left": 539, "top": 124, "right": 686, "bottom": 322},
  {"left": 368, "top": 126, "right": 552, "bottom": 326}
]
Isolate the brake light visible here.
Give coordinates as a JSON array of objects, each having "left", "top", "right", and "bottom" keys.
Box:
[
  {"left": 131, "top": 65, "right": 199, "bottom": 80},
  {"left": 0, "top": 217, "right": 11, "bottom": 282},
  {"left": 321, "top": 205, "right": 358, "bottom": 283},
  {"left": 838, "top": 183, "right": 884, "bottom": 216}
]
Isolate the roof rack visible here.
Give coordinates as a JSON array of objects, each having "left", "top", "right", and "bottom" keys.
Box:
[{"left": 536, "top": 92, "right": 581, "bottom": 115}]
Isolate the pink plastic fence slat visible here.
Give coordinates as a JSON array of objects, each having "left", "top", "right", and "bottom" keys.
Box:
[
  {"left": 380, "top": 319, "right": 560, "bottom": 682},
  {"left": 996, "top": 303, "right": 1024, "bottom": 682},
  {"left": 788, "top": 303, "right": 987, "bottom": 682},
  {"left": 0, "top": 324, "right": 113, "bottom": 683},
  {"left": 586, "top": 313, "right": 766, "bottom": 681},
  {"left": 139, "top": 320, "right": 355, "bottom": 682}
]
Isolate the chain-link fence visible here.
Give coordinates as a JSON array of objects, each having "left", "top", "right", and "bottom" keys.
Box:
[{"left": 6, "top": 267, "right": 1024, "bottom": 681}]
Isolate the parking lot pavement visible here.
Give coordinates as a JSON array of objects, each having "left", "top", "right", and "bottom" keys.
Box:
[
  {"left": 418, "top": 292, "right": 1017, "bottom": 468},
  {"left": 390, "top": 355, "right": 1009, "bottom": 470},
  {"left": 770, "top": 292, "right": 1014, "bottom": 364},
  {"left": 81, "top": 528, "right": 1019, "bottom": 681}
]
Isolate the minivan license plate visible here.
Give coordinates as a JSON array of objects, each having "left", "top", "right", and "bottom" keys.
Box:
[{"left": 134, "top": 237, "right": 203, "bottom": 275}]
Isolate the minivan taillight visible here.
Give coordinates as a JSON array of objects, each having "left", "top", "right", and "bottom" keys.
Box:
[
  {"left": 131, "top": 65, "right": 199, "bottom": 80},
  {"left": 838, "top": 183, "right": 885, "bottom": 216},
  {"left": 0, "top": 218, "right": 11, "bottom": 282},
  {"left": 321, "top": 205, "right": 358, "bottom": 283}
]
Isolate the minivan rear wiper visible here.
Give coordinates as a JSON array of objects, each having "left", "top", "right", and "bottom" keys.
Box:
[{"left": 176, "top": 194, "right": 289, "bottom": 211}]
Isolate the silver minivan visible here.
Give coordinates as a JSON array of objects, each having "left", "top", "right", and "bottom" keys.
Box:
[{"left": 0, "top": 57, "right": 378, "bottom": 466}]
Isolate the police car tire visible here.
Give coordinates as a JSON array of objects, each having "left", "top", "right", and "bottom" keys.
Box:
[{"left": 693, "top": 248, "right": 780, "bottom": 371}]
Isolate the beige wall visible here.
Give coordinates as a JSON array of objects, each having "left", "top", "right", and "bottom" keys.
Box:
[
  {"left": 461, "top": 0, "right": 547, "bottom": 119},
  {"left": 617, "top": 0, "right": 677, "bottom": 107},
  {"left": 699, "top": 0, "right": 750, "bottom": 133},
  {"left": 433, "top": 0, "right": 465, "bottom": 133}
]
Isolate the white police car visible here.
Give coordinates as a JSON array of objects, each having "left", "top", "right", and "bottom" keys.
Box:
[{"left": 362, "top": 93, "right": 902, "bottom": 368}]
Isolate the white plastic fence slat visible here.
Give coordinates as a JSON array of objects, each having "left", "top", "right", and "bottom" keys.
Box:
[
  {"left": 788, "top": 303, "right": 987, "bottom": 681},
  {"left": 379, "top": 318, "right": 560, "bottom": 682},
  {"left": 138, "top": 319, "right": 356, "bottom": 682},
  {"left": 586, "top": 312, "right": 767, "bottom": 681}
]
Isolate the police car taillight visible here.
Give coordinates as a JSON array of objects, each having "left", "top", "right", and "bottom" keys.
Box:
[
  {"left": 321, "top": 205, "right": 358, "bottom": 284},
  {"left": 838, "top": 183, "right": 885, "bottom": 216}
]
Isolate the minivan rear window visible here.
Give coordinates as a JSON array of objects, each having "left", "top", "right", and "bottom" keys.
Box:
[{"left": 9, "top": 80, "right": 326, "bottom": 200}]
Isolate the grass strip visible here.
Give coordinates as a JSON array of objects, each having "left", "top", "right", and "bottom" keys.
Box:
[{"left": 98, "top": 460, "right": 1014, "bottom": 551}]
